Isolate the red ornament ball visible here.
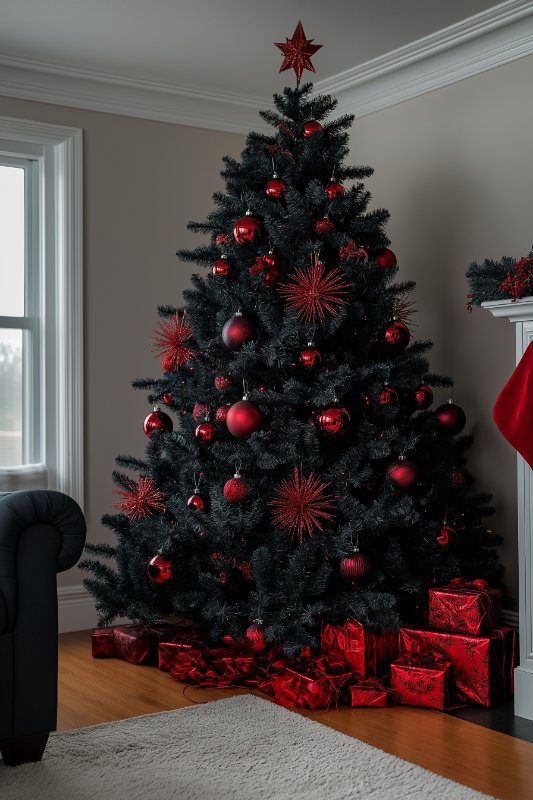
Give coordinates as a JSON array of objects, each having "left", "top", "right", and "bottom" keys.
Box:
[
  {"left": 317, "top": 405, "right": 350, "bottom": 435},
  {"left": 163, "top": 392, "right": 173, "bottom": 405},
  {"left": 143, "top": 408, "right": 173, "bottom": 437},
  {"left": 215, "top": 404, "right": 231, "bottom": 424},
  {"left": 437, "top": 524, "right": 458, "bottom": 549},
  {"left": 147, "top": 554, "right": 173, "bottom": 584},
  {"left": 379, "top": 387, "right": 399, "bottom": 406},
  {"left": 303, "top": 120, "right": 323, "bottom": 138},
  {"left": 195, "top": 421, "right": 218, "bottom": 444},
  {"left": 214, "top": 374, "right": 233, "bottom": 390},
  {"left": 374, "top": 248, "right": 397, "bottom": 269},
  {"left": 415, "top": 385, "right": 433, "bottom": 409},
  {"left": 265, "top": 177, "right": 287, "bottom": 199},
  {"left": 340, "top": 549, "right": 371, "bottom": 585},
  {"left": 233, "top": 212, "right": 261, "bottom": 245},
  {"left": 325, "top": 182, "right": 345, "bottom": 200},
  {"left": 187, "top": 493, "right": 206, "bottom": 512},
  {"left": 435, "top": 402, "right": 466, "bottom": 435},
  {"left": 245, "top": 621, "right": 267, "bottom": 653},
  {"left": 192, "top": 402, "right": 209, "bottom": 421},
  {"left": 212, "top": 257, "right": 231, "bottom": 277},
  {"left": 384, "top": 320, "right": 410, "bottom": 351},
  {"left": 450, "top": 468, "right": 467, "bottom": 490},
  {"left": 224, "top": 475, "right": 248, "bottom": 503},
  {"left": 299, "top": 346, "right": 322, "bottom": 369},
  {"left": 315, "top": 217, "right": 335, "bottom": 235},
  {"left": 226, "top": 399, "right": 263, "bottom": 438},
  {"left": 386, "top": 457, "right": 419, "bottom": 491},
  {"left": 222, "top": 313, "right": 258, "bottom": 349}
]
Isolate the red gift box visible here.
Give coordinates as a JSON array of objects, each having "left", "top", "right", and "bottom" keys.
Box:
[
  {"left": 429, "top": 578, "right": 501, "bottom": 635},
  {"left": 91, "top": 627, "right": 115, "bottom": 658},
  {"left": 390, "top": 653, "right": 451, "bottom": 710},
  {"left": 169, "top": 644, "right": 258, "bottom": 687},
  {"left": 321, "top": 620, "right": 398, "bottom": 678},
  {"left": 112, "top": 622, "right": 186, "bottom": 666},
  {"left": 349, "top": 678, "right": 389, "bottom": 707},
  {"left": 271, "top": 660, "right": 351, "bottom": 710},
  {"left": 158, "top": 635, "right": 205, "bottom": 671},
  {"left": 399, "top": 626, "right": 517, "bottom": 707}
]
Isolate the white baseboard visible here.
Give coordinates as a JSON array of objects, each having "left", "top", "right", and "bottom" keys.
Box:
[{"left": 57, "top": 583, "right": 98, "bottom": 633}]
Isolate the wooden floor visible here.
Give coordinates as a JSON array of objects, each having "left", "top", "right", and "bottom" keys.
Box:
[{"left": 59, "top": 630, "right": 533, "bottom": 800}]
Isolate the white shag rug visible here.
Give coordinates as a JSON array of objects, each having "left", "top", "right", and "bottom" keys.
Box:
[{"left": 0, "top": 694, "right": 493, "bottom": 800}]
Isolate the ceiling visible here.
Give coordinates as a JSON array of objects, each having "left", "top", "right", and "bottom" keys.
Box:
[{"left": 0, "top": 1, "right": 501, "bottom": 98}]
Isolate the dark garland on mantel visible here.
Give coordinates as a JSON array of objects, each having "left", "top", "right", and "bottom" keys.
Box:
[{"left": 466, "top": 247, "right": 533, "bottom": 310}]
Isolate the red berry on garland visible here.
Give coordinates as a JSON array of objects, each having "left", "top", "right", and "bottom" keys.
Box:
[
  {"left": 379, "top": 387, "right": 399, "bottom": 406},
  {"left": 326, "top": 182, "right": 345, "bottom": 200},
  {"left": 415, "top": 385, "right": 433, "bottom": 409},
  {"left": 299, "top": 343, "right": 322, "bottom": 369},
  {"left": 384, "top": 320, "right": 410, "bottom": 351},
  {"left": 437, "top": 524, "right": 458, "bottom": 549},
  {"left": 147, "top": 553, "right": 173, "bottom": 584},
  {"left": 143, "top": 406, "right": 173, "bottom": 437},
  {"left": 215, "top": 404, "right": 231, "bottom": 424},
  {"left": 374, "top": 248, "right": 397, "bottom": 269},
  {"left": 386, "top": 456, "right": 419, "bottom": 491},
  {"left": 187, "top": 493, "right": 206, "bottom": 512},
  {"left": 195, "top": 421, "right": 218, "bottom": 444},
  {"left": 266, "top": 175, "right": 287, "bottom": 200},
  {"left": 214, "top": 374, "right": 233, "bottom": 390},
  {"left": 215, "top": 233, "right": 231, "bottom": 247},
  {"left": 226, "top": 398, "right": 263, "bottom": 438},
  {"left": 303, "top": 120, "right": 323, "bottom": 138},
  {"left": 315, "top": 217, "right": 335, "bottom": 235},
  {"left": 192, "top": 402, "right": 209, "bottom": 421},
  {"left": 340, "top": 547, "right": 371, "bottom": 585},
  {"left": 163, "top": 392, "right": 173, "bottom": 405},
  {"left": 244, "top": 620, "right": 267, "bottom": 653},
  {"left": 212, "top": 256, "right": 231, "bottom": 277},
  {"left": 222, "top": 312, "right": 258, "bottom": 349},
  {"left": 233, "top": 210, "right": 260, "bottom": 245},
  {"left": 436, "top": 400, "right": 466, "bottom": 435},
  {"left": 450, "top": 468, "right": 467, "bottom": 490},
  {"left": 224, "top": 471, "right": 248, "bottom": 503},
  {"left": 317, "top": 405, "right": 350, "bottom": 435}
]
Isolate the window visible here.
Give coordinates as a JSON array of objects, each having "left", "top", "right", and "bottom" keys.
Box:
[{"left": 0, "top": 117, "right": 83, "bottom": 505}]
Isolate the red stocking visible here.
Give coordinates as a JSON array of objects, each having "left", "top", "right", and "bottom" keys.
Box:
[{"left": 493, "top": 342, "right": 533, "bottom": 469}]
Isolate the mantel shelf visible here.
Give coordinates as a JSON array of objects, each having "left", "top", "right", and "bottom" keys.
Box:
[{"left": 482, "top": 297, "right": 533, "bottom": 322}]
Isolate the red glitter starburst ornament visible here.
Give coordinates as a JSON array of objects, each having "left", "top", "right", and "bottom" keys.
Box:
[
  {"left": 275, "top": 21, "right": 322, "bottom": 83},
  {"left": 269, "top": 467, "right": 337, "bottom": 543},
  {"left": 113, "top": 477, "right": 166, "bottom": 521},
  {"left": 154, "top": 311, "right": 196, "bottom": 372},
  {"left": 277, "top": 256, "right": 351, "bottom": 324}
]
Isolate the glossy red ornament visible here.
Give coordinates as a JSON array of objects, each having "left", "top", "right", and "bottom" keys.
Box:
[
  {"left": 163, "top": 392, "right": 173, "bottom": 405},
  {"left": 195, "top": 421, "right": 218, "bottom": 444},
  {"left": 187, "top": 493, "right": 206, "bottom": 512},
  {"left": 326, "top": 182, "right": 345, "bottom": 200},
  {"left": 340, "top": 548, "right": 371, "bottom": 585},
  {"left": 143, "top": 407, "right": 173, "bottom": 437},
  {"left": 437, "top": 524, "right": 458, "bottom": 549},
  {"left": 212, "top": 256, "right": 231, "bottom": 277},
  {"left": 386, "top": 457, "right": 419, "bottom": 491},
  {"left": 450, "top": 468, "right": 467, "bottom": 490},
  {"left": 233, "top": 211, "right": 261, "bottom": 245},
  {"left": 266, "top": 176, "right": 286, "bottom": 199},
  {"left": 215, "top": 404, "right": 231, "bottom": 424},
  {"left": 315, "top": 217, "right": 335, "bottom": 235},
  {"left": 379, "top": 387, "right": 399, "bottom": 406},
  {"left": 384, "top": 320, "right": 410, "bottom": 351},
  {"left": 215, "top": 233, "right": 231, "bottom": 247},
  {"left": 222, "top": 312, "right": 258, "bottom": 349},
  {"left": 374, "top": 248, "right": 397, "bottom": 269},
  {"left": 415, "top": 385, "right": 433, "bottom": 409},
  {"left": 226, "top": 399, "right": 263, "bottom": 438},
  {"left": 317, "top": 405, "right": 350, "bottom": 435},
  {"left": 244, "top": 620, "right": 267, "bottom": 653},
  {"left": 303, "top": 120, "right": 323, "bottom": 138},
  {"left": 224, "top": 473, "right": 248, "bottom": 503},
  {"left": 147, "top": 554, "right": 173, "bottom": 584},
  {"left": 299, "top": 344, "right": 321, "bottom": 369},
  {"left": 192, "top": 402, "right": 209, "bottom": 421},
  {"left": 436, "top": 401, "right": 466, "bottom": 435},
  {"left": 214, "top": 374, "right": 233, "bottom": 390}
]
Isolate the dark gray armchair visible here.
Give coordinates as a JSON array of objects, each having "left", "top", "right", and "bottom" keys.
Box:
[{"left": 0, "top": 490, "right": 86, "bottom": 766}]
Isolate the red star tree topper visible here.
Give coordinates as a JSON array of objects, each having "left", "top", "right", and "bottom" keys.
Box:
[
  {"left": 113, "top": 477, "right": 166, "bottom": 521},
  {"left": 269, "top": 467, "right": 337, "bottom": 543},
  {"left": 154, "top": 311, "right": 196, "bottom": 371},
  {"left": 277, "top": 258, "right": 351, "bottom": 324},
  {"left": 275, "top": 21, "right": 322, "bottom": 83}
]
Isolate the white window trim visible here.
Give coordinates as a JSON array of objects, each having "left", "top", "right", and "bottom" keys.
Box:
[{"left": 0, "top": 116, "right": 83, "bottom": 508}]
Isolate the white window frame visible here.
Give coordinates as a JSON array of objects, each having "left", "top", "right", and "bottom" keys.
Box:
[{"left": 0, "top": 116, "right": 83, "bottom": 507}]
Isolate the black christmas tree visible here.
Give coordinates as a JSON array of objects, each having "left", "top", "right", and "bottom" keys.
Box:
[{"left": 82, "top": 23, "right": 502, "bottom": 656}]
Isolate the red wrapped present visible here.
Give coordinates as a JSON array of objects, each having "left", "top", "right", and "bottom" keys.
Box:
[
  {"left": 429, "top": 578, "right": 501, "bottom": 635},
  {"left": 91, "top": 627, "right": 115, "bottom": 658},
  {"left": 169, "top": 644, "right": 258, "bottom": 687},
  {"left": 390, "top": 652, "right": 451, "bottom": 710},
  {"left": 158, "top": 634, "right": 205, "bottom": 672},
  {"left": 349, "top": 678, "right": 390, "bottom": 708},
  {"left": 112, "top": 622, "right": 186, "bottom": 666},
  {"left": 400, "top": 626, "right": 517, "bottom": 707},
  {"left": 270, "top": 657, "right": 351, "bottom": 710},
  {"left": 321, "top": 620, "right": 398, "bottom": 678}
]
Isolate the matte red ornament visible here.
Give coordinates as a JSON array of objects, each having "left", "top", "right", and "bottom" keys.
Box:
[
  {"left": 154, "top": 311, "right": 196, "bottom": 371},
  {"left": 224, "top": 473, "right": 248, "bottom": 503},
  {"left": 214, "top": 374, "right": 233, "bottom": 390},
  {"left": 415, "top": 385, "right": 433, "bottom": 409},
  {"left": 340, "top": 547, "right": 371, "bottom": 585},
  {"left": 233, "top": 211, "right": 260, "bottom": 245},
  {"left": 374, "top": 248, "right": 397, "bottom": 269},
  {"left": 192, "top": 402, "right": 209, "bottom": 421},
  {"left": 147, "top": 554, "right": 173, "bottom": 584},
  {"left": 195, "top": 421, "right": 218, "bottom": 444},
  {"left": 187, "top": 493, "right": 206, "bottom": 512},
  {"left": 379, "top": 387, "right": 399, "bottom": 406},
  {"left": 245, "top": 620, "right": 267, "bottom": 654},
  {"left": 269, "top": 467, "right": 337, "bottom": 542},
  {"left": 212, "top": 256, "right": 231, "bottom": 277},
  {"left": 299, "top": 344, "right": 321, "bottom": 369},
  {"left": 384, "top": 320, "right": 411, "bottom": 351},
  {"left": 317, "top": 405, "right": 350, "bottom": 435},
  {"left": 215, "top": 233, "right": 232, "bottom": 247},
  {"left": 315, "top": 217, "right": 335, "bottom": 235},
  {"left": 215, "top": 404, "right": 231, "bottom": 424},
  {"left": 450, "top": 468, "right": 467, "bottom": 490},
  {"left": 303, "top": 120, "right": 323, "bottom": 138},
  {"left": 226, "top": 399, "right": 263, "bottom": 438},
  {"left": 275, "top": 21, "right": 322, "bottom": 83},
  {"left": 436, "top": 401, "right": 466, "bottom": 435},
  {"left": 326, "top": 182, "right": 345, "bottom": 200},
  {"left": 163, "top": 392, "right": 173, "bottom": 405},
  {"left": 437, "top": 524, "right": 458, "bottom": 549},
  {"left": 266, "top": 176, "right": 287, "bottom": 199},
  {"left": 143, "top": 407, "right": 173, "bottom": 437},
  {"left": 222, "top": 312, "right": 258, "bottom": 349},
  {"left": 277, "top": 260, "right": 350, "bottom": 324},
  {"left": 386, "top": 457, "right": 419, "bottom": 491},
  {"left": 113, "top": 476, "right": 166, "bottom": 520}
]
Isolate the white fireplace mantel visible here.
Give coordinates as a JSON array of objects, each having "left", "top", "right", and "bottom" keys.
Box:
[{"left": 483, "top": 296, "right": 533, "bottom": 721}]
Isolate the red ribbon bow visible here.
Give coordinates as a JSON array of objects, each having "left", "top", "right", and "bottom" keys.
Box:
[{"left": 447, "top": 577, "right": 489, "bottom": 592}]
